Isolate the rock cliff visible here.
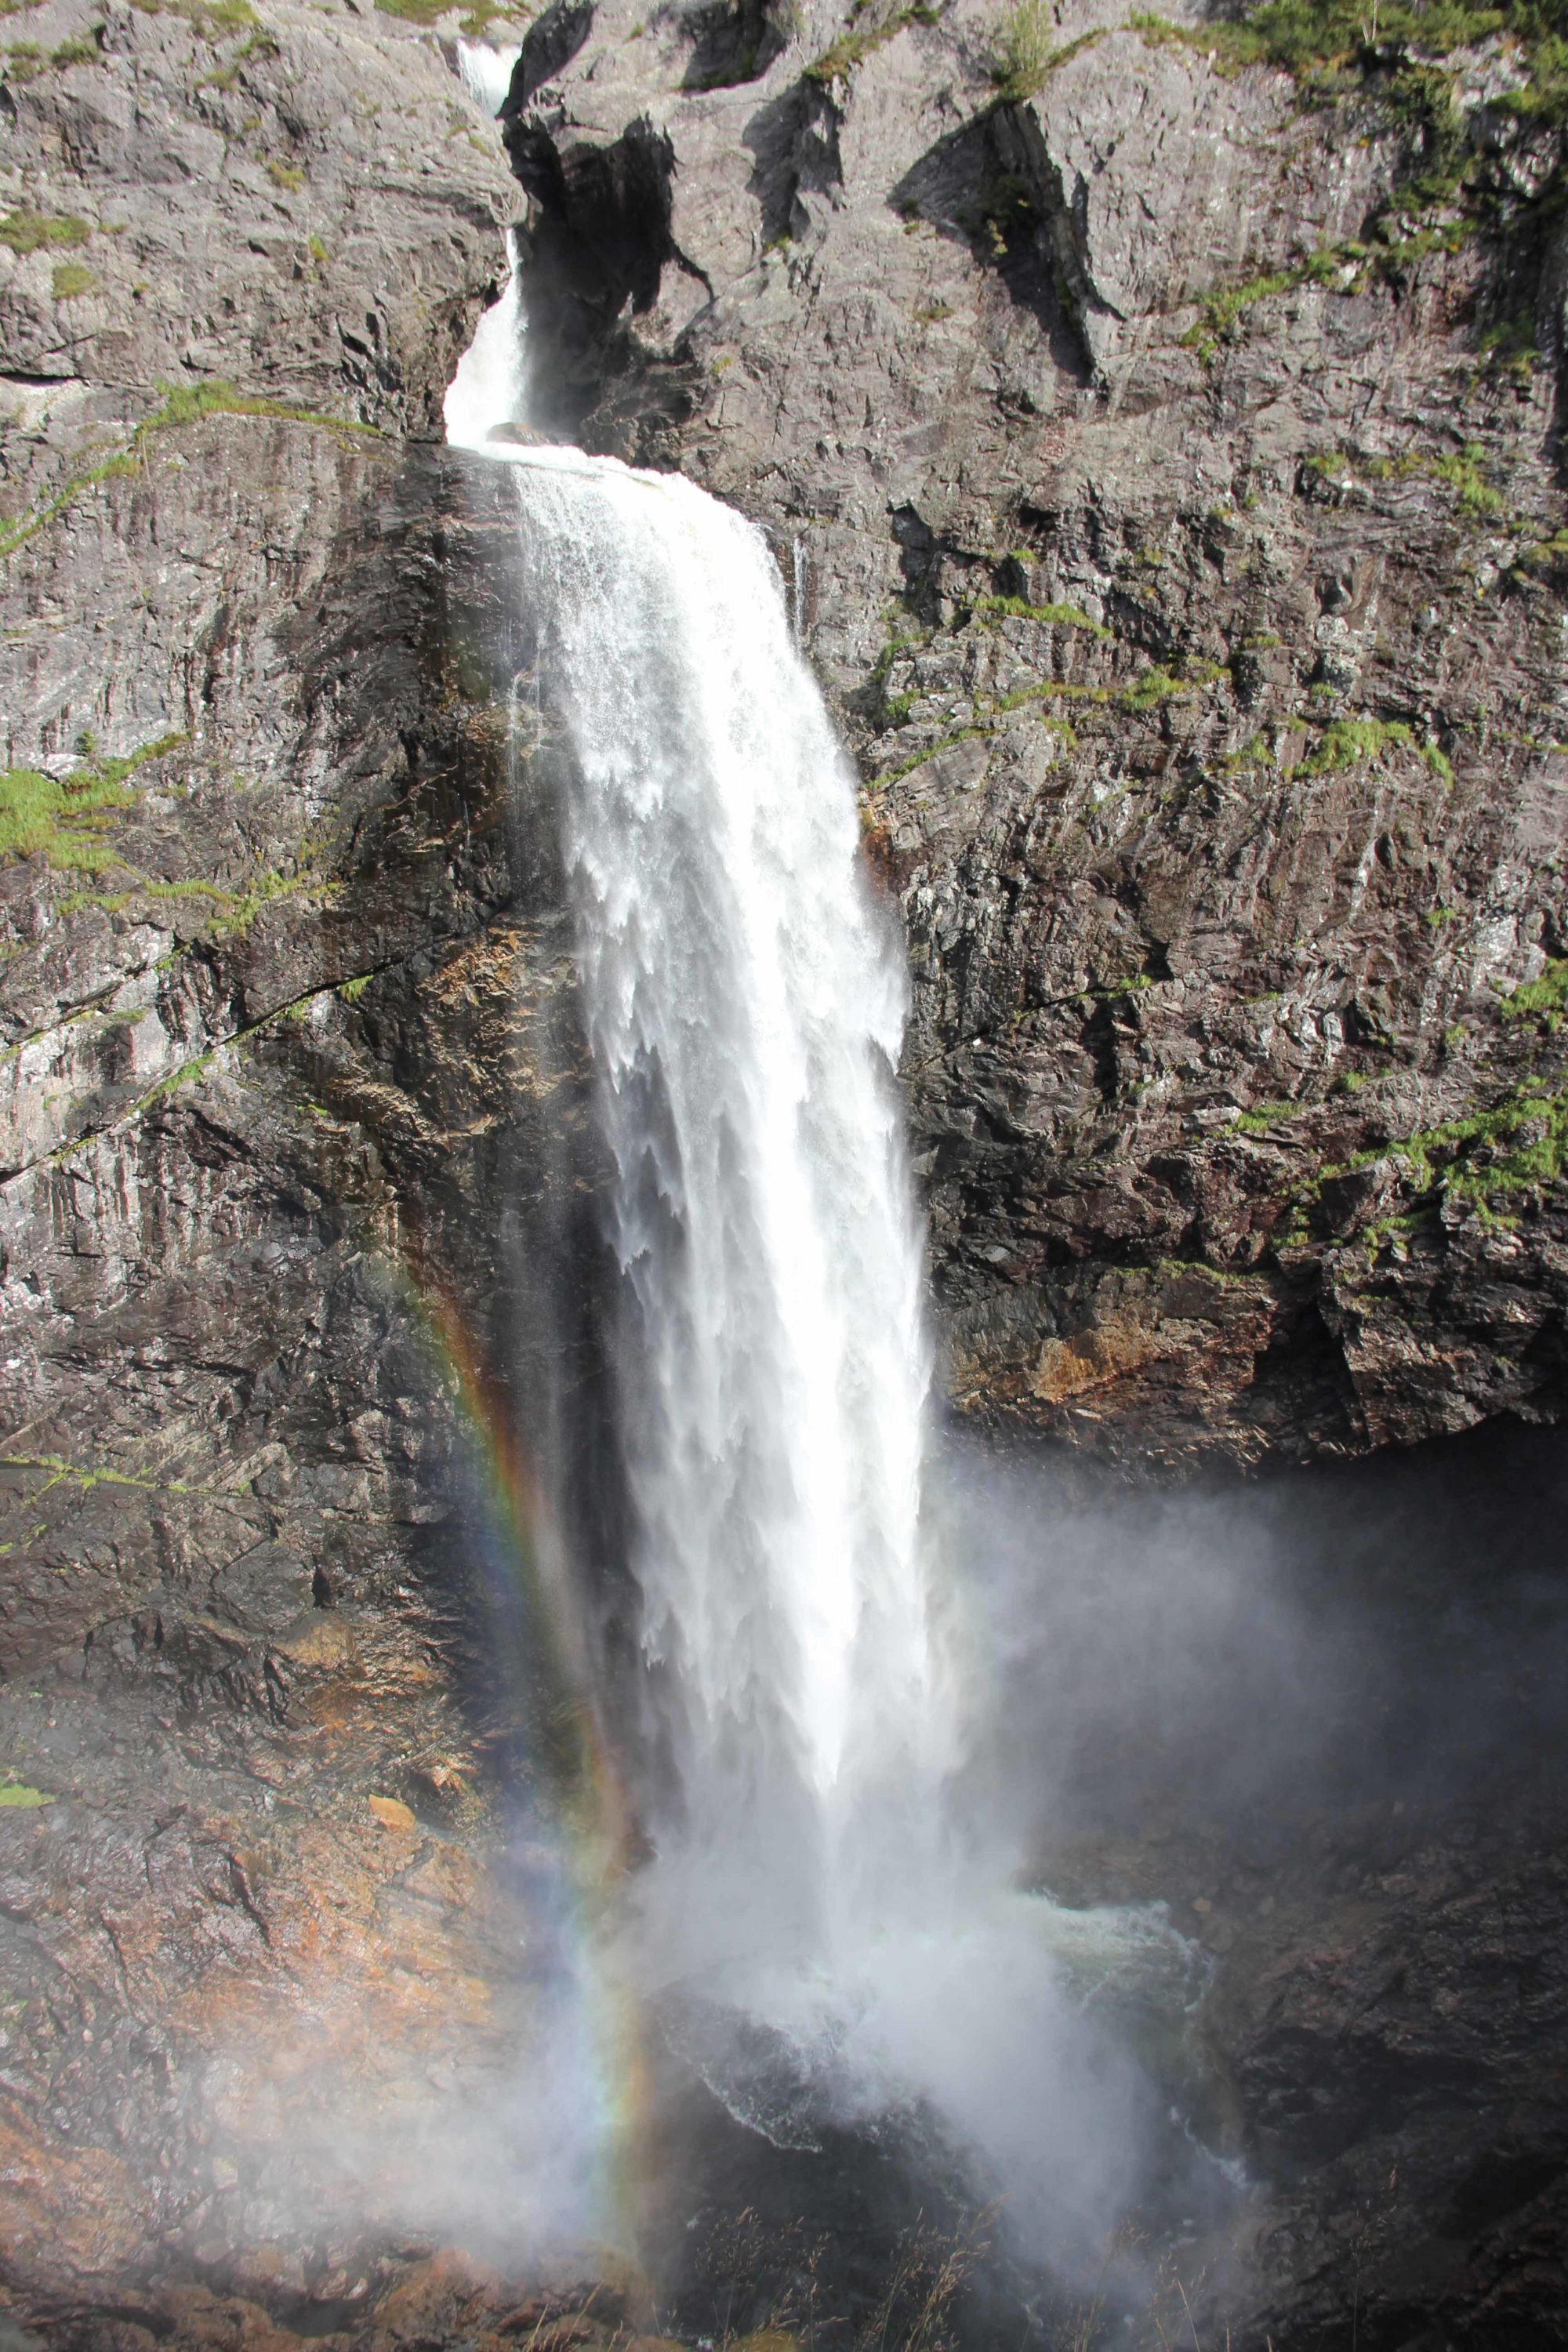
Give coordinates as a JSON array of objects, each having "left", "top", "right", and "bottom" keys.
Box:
[
  {"left": 2, "top": 0, "right": 1568, "bottom": 2342},
  {"left": 0, "top": 0, "right": 601, "bottom": 2321},
  {"left": 506, "top": 0, "right": 1568, "bottom": 1467}
]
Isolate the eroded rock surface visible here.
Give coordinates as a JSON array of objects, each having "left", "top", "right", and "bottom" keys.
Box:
[
  {"left": 507, "top": 0, "right": 1568, "bottom": 1465},
  {"left": 4, "top": 0, "right": 1568, "bottom": 2342},
  {"left": 0, "top": 2, "right": 614, "bottom": 2323}
]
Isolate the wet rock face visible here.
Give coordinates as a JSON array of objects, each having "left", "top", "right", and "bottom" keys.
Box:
[
  {"left": 0, "top": 0, "right": 618, "bottom": 2315},
  {"left": 507, "top": 0, "right": 1568, "bottom": 1466}
]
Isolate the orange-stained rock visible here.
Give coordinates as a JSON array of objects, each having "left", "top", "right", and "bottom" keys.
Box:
[
  {"left": 0, "top": 2104, "right": 151, "bottom": 2283},
  {"left": 367, "top": 1796, "right": 419, "bottom": 1833}
]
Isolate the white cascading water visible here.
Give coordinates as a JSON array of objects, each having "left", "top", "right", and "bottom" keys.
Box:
[
  {"left": 456, "top": 37, "right": 521, "bottom": 116},
  {"left": 445, "top": 255, "right": 1207, "bottom": 2269}
]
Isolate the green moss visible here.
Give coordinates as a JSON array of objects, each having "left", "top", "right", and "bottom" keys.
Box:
[
  {"left": 873, "top": 725, "right": 992, "bottom": 785},
  {"left": 1218, "top": 731, "right": 1275, "bottom": 774},
  {"left": 1294, "top": 715, "right": 1453, "bottom": 782},
  {"left": 197, "top": 23, "right": 278, "bottom": 83},
  {"left": 50, "top": 261, "right": 94, "bottom": 298},
  {"left": 971, "top": 593, "right": 1109, "bottom": 633},
  {"left": 1501, "top": 956, "right": 1568, "bottom": 1028},
  {"left": 1476, "top": 310, "right": 1539, "bottom": 381},
  {"left": 1387, "top": 1083, "right": 1568, "bottom": 1214},
  {"left": 1131, "top": 0, "right": 1538, "bottom": 85},
  {"left": 266, "top": 159, "right": 304, "bottom": 191},
  {"left": 0, "top": 207, "right": 89, "bottom": 254},
  {"left": 132, "top": 0, "right": 257, "bottom": 32},
  {"left": 1426, "top": 441, "right": 1508, "bottom": 517},
  {"left": 991, "top": 680, "right": 1109, "bottom": 712},
  {"left": 452, "top": 0, "right": 527, "bottom": 31},
  {"left": 0, "top": 1783, "right": 53, "bottom": 1808},
  {"left": 1138, "top": 0, "right": 1568, "bottom": 377},
  {"left": 3, "top": 29, "right": 101, "bottom": 74},
  {"left": 804, "top": 0, "right": 941, "bottom": 85},
  {"left": 1236, "top": 1097, "right": 1311, "bottom": 1132},
  {"left": 1181, "top": 222, "right": 1472, "bottom": 362},
  {"left": 201, "top": 865, "right": 332, "bottom": 940},
  {"left": 1119, "top": 662, "right": 1225, "bottom": 711},
  {"left": 1286, "top": 1069, "right": 1568, "bottom": 1250},
  {"left": 1, "top": 376, "right": 378, "bottom": 564},
  {"left": 144, "top": 1052, "right": 214, "bottom": 1097},
  {"left": 55, "top": 876, "right": 230, "bottom": 916},
  {"left": 0, "top": 734, "right": 186, "bottom": 869},
  {"left": 1181, "top": 266, "right": 1308, "bottom": 361},
  {"left": 1308, "top": 437, "right": 1511, "bottom": 530}
]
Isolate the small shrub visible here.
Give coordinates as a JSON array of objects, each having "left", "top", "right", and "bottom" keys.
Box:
[{"left": 993, "top": 0, "right": 1053, "bottom": 94}]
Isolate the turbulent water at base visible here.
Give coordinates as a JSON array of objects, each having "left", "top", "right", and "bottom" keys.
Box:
[{"left": 445, "top": 263, "right": 1216, "bottom": 2278}]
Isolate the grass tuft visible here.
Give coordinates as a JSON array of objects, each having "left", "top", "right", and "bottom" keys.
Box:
[
  {"left": 0, "top": 735, "right": 187, "bottom": 869},
  {"left": 804, "top": 0, "right": 941, "bottom": 84},
  {"left": 1294, "top": 715, "right": 1453, "bottom": 782},
  {"left": 1501, "top": 956, "right": 1568, "bottom": 1029},
  {"left": 993, "top": 0, "right": 1105, "bottom": 94},
  {"left": 0, "top": 208, "right": 90, "bottom": 255}
]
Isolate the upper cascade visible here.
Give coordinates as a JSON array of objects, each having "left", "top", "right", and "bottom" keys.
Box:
[
  {"left": 456, "top": 37, "right": 521, "bottom": 116},
  {"left": 444, "top": 227, "right": 530, "bottom": 452}
]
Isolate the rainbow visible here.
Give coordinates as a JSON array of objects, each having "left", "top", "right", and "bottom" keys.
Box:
[{"left": 388, "top": 1243, "right": 659, "bottom": 2271}]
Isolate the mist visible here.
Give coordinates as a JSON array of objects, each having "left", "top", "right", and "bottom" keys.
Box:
[{"left": 942, "top": 1417, "right": 1568, "bottom": 1856}]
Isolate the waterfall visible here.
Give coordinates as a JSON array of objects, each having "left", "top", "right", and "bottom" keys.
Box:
[
  {"left": 456, "top": 36, "right": 522, "bottom": 116},
  {"left": 448, "top": 254, "right": 950, "bottom": 1913},
  {"left": 516, "top": 451, "right": 949, "bottom": 1923},
  {"left": 445, "top": 272, "right": 1212, "bottom": 2276}
]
